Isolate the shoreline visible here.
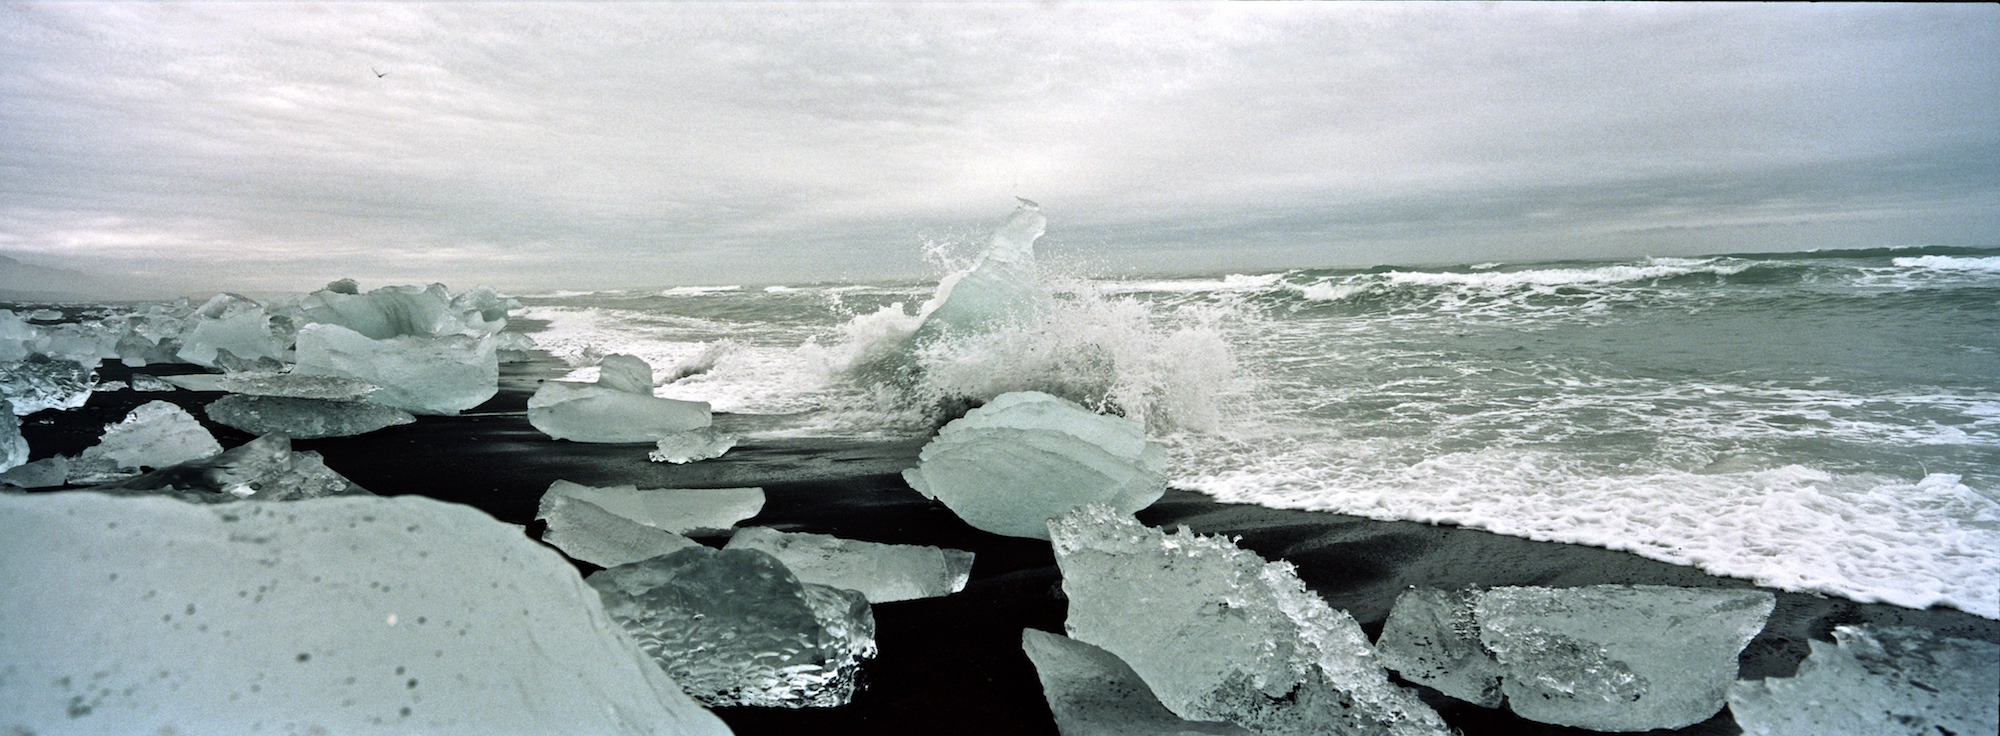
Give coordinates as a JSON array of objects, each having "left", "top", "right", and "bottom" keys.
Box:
[{"left": 17, "top": 354, "right": 1999, "bottom": 735}]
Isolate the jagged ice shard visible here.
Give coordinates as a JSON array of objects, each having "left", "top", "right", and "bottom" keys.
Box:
[
  {"left": 1, "top": 353, "right": 95, "bottom": 415},
  {"left": 910, "top": 198, "right": 1050, "bottom": 345},
  {"left": 1022, "top": 629, "right": 1256, "bottom": 736},
  {"left": 67, "top": 400, "right": 223, "bottom": 484},
  {"left": 174, "top": 293, "right": 288, "bottom": 369},
  {"left": 903, "top": 391, "right": 1166, "bottom": 539},
  {"left": 91, "top": 434, "right": 372, "bottom": 503},
  {"left": 1049, "top": 505, "right": 1449, "bottom": 736},
  {"left": 725, "top": 527, "right": 973, "bottom": 603},
  {"left": 1374, "top": 587, "right": 1505, "bottom": 709},
  {"left": 205, "top": 394, "right": 416, "bottom": 439},
  {"left": 298, "top": 281, "right": 513, "bottom": 340},
  {"left": 535, "top": 488, "right": 701, "bottom": 568},
  {"left": 541, "top": 480, "right": 763, "bottom": 534},
  {"left": 649, "top": 427, "right": 738, "bottom": 464},
  {"left": 528, "top": 354, "right": 711, "bottom": 443},
  {"left": 0, "top": 492, "right": 731, "bottom": 736},
  {"left": 0, "top": 400, "right": 25, "bottom": 472},
  {"left": 293, "top": 323, "right": 498, "bottom": 415},
  {"left": 589, "top": 547, "right": 877, "bottom": 708},
  {"left": 1727, "top": 625, "right": 1999, "bottom": 736}
]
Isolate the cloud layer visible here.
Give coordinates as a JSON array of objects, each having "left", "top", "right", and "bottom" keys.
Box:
[{"left": 2, "top": 3, "right": 1995, "bottom": 294}]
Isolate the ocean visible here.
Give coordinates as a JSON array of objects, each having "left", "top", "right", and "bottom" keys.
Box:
[{"left": 515, "top": 243, "right": 2000, "bottom": 621}]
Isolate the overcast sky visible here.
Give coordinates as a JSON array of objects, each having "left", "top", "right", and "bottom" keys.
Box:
[{"left": 2, "top": 2, "right": 1996, "bottom": 295}]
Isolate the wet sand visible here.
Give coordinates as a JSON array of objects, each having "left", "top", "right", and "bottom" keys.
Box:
[{"left": 23, "top": 357, "right": 1999, "bottom": 736}]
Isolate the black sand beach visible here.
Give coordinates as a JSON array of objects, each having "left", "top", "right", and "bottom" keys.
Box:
[{"left": 21, "top": 354, "right": 2000, "bottom": 736}]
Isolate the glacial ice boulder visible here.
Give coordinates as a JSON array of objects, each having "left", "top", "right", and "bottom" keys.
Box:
[
  {"left": 528, "top": 355, "right": 710, "bottom": 443},
  {"left": 541, "top": 480, "right": 763, "bottom": 534},
  {"left": 298, "top": 282, "right": 514, "bottom": 340},
  {"left": 0, "top": 401, "right": 24, "bottom": 472},
  {"left": 0, "top": 455, "right": 67, "bottom": 489},
  {"left": 649, "top": 427, "right": 738, "bottom": 464},
  {"left": 535, "top": 489, "right": 701, "bottom": 568},
  {"left": 293, "top": 323, "right": 498, "bottom": 415},
  {"left": 90, "top": 434, "right": 371, "bottom": 503},
  {"left": 67, "top": 400, "right": 222, "bottom": 484},
  {"left": 910, "top": 198, "right": 1050, "bottom": 345},
  {"left": 1375, "top": 587, "right": 1505, "bottom": 708},
  {"left": 217, "top": 371, "right": 381, "bottom": 400},
  {"left": 589, "top": 546, "right": 878, "bottom": 708},
  {"left": 205, "top": 394, "right": 416, "bottom": 439},
  {"left": 1049, "top": 505, "right": 1448, "bottom": 736},
  {"left": 0, "top": 491, "right": 731, "bottom": 736},
  {"left": 174, "top": 293, "right": 289, "bottom": 369},
  {"left": 1, "top": 353, "right": 95, "bottom": 414},
  {"left": 1022, "top": 629, "right": 1255, "bottom": 736},
  {"left": 725, "top": 527, "right": 974, "bottom": 603},
  {"left": 903, "top": 391, "right": 1166, "bottom": 539},
  {"left": 0, "top": 310, "right": 36, "bottom": 363},
  {"left": 1727, "top": 625, "right": 1999, "bottom": 736}
]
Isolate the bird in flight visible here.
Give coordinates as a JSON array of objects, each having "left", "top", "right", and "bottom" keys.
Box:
[{"left": 372, "top": 68, "right": 387, "bottom": 78}]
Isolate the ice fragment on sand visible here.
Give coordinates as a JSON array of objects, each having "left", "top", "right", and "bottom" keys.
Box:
[
  {"left": 298, "top": 282, "right": 513, "bottom": 339},
  {"left": 129, "top": 374, "right": 177, "bottom": 392},
  {"left": 535, "top": 491, "right": 700, "bottom": 568},
  {"left": 1049, "top": 505, "right": 1448, "bottom": 736},
  {"left": 293, "top": 323, "right": 498, "bottom": 415},
  {"left": 649, "top": 427, "right": 737, "bottom": 464},
  {"left": 725, "top": 527, "right": 973, "bottom": 603},
  {"left": 205, "top": 394, "right": 415, "bottom": 439},
  {"left": 528, "top": 355, "right": 710, "bottom": 442},
  {"left": 68, "top": 400, "right": 222, "bottom": 483},
  {"left": 174, "top": 293, "right": 288, "bottom": 369},
  {"left": 91, "top": 434, "right": 370, "bottom": 502},
  {"left": 216, "top": 371, "right": 380, "bottom": 400},
  {"left": 1475, "top": 585, "right": 1774, "bottom": 732},
  {"left": 159, "top": 373, "right": 226, "bottom": 392},
  {"left": 0, "top": 455, "right": 66, "bottom": 488},
  {"left": 1022, "top": 629, "right": 1255, "bottom": 736},
  {"left": 589, "top": 546, "right": 877, "bottom": 708},
  {"left": 0, "top": 401, "right": 24, "bottom": 472},
  {"left": 494, "top": 330, "right": 538, "bottom": 363},
  {"left": 1727, "top": 625, "right": 1999, "bottom": 736},
  {"left": 903, "top": 391, "right": 1166, "bottom": 539},
  {"left": 541, "top": 480, "right": 762, "bottom": 534},
  {"left": 0, "top": 491, "right": 730, "bottom": 735},
  {"left": 1, "top": 354, "right": 95, "bottom": 414},
  {"left": 1375, "top": 587, "right": 1505, "bottom": 708}
]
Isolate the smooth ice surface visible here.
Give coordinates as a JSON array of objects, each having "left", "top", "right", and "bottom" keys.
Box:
[
  {"left": 910, "top": 198, "right": 1050, "bottom": 344},
  {"left": 1049, "top": 505, "right": 1448, "bottom": 736},
  {"left": 541, "top": 480, "right": 762, "bottom": 534},
  {"left": 1, "top": 354, "right": 95, "bottom": 414},
  {"left": 69, "top": 400, "right": 222, "bottom": 483},
  {"left": 903, "top": 391, "right": 1167, "bottom": 539},
  {"left": 1022, "top": 629, "right": 1255, "bottom": 736},
  {"left": 725, "top": 527, "right": 973, "bottom": 603},
  {"left": 91, "top": 434, "right": 371, "bottom": 502},
  {"left": 0, "top": 455, "right": 67, "bottom": 488},
  {"left": 649, "top": 427, "right": 738, "bottom": 464},
  {"left": 294, "top": 323, "right": 498, "bottom": 415},
  {"left": 1727, "top": 625, "right": 1999, "bottom": 736},
  {"left": 205, "top": 394, "right": 416, "bottom": 439},
  {"left": 1376, "top": 587, "right": 1505, "bottom": 708},
  {"left": 298, "top": 282, "right": 512, "bottom": 340},
  {"left": 160, "top": 373, "right": 227, "bottom": 392},
  {"left": 0, "top": 491, "right": 731, "bottom": 736},
  {"left": 1476, "top": 585, "right": 1775, "bottom": 732},
  {"left": 528, "top": 363, "right": 711, "bottom": 443},
  {"left": 0, "top": 401, "right": 23, "bottom": 472},
  {"left": 589, "top": 547, "right": 877, "bottom": 708},
  {"left": 535, "top": 491, "right": 700, "bottom": 568},
  {"left": 174, "top": 293, "right": 287, "bottom": 369},
  {"left": 217, "top": 371, "right": 380, "bottom": 400}
]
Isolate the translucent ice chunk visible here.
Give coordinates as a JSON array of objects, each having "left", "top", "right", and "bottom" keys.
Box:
[
  {"left": 648, "top": 427, "right": 737, "bottom": 464},
  {"left": 0, "top": 455, "right": 67, "bottom": 488},
  {"left": 0, "top": 310, "right": 37, "bottom": 363},
  {"left": 589, "top": 546, "right": 878, "bottom": 708},
  {"left": 541, "top": 480, "right": 762, "bottom": 534},
  {"left": 903, "top": 391, "right": 1166, "bottom": 539},
  {"left": 204, "top": 394, "right": 416, "bottom": 439},
  {"left": 725, "top": 526, "right": 973, "bottom": 603},
  {"left": 1, "top": 354, "right": 96, "bottom": 414},
  {"left": 175, "top": 293, "right": 287, "bottom": 369},
  {"left": 528, "top": 381, "right": 711, "bottom": 443},
  {"left": 1049, "top": 505, "right": 1448, "bottom": 736},
  {"left": 91, "top": 434, "right": 370, "bottom": 502},
  {"left": 0, "top": 491, "right": 731, "bottom": 735},
  {"left": 1727, "top": 625, "right": 1999, "bottom": 736},
  {"left": 494, "top": 330, "right": 538, "bottom": 363},
  {"left": 293, "top": 323, "right": 498, "bottom": 415},
  {"left": 298, "top": 282, "right": 514, "bottom": 339},
  {"left": 1475, "top": 585, "right": 1775, "bottom": 731},
  {"left": 536, "top": 491, "right": 700, "bottom": 568},
  {"left": 596, "top": 353, "right": 656, "bottom": 395},
  {"left": 68, "top": 400, "right": 222, "bottom": 484},
  {"left": 0, "top": 400, "right": 25, "bottom": 472},
  {"left": 216, "top": 371, "right": 380, "bottom": 400},
  {"left": 1023, "top": 629, "right": 1256, "bottom": 736},
  {"left": 129, "top": 374, "right": 177, "bottom": 392},
  {"left": 1375, "top": 587, "right": 1505, "bottom": 708},
  {"left": 910, "top": 199, "right": 1050, "bottom": 344},
  {"left": 159, "top": 374, "right": 226, "bottom": 392}
]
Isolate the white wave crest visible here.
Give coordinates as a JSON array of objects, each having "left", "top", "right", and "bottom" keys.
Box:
[{"left": 1892, "top": 255, "right": 2000, "bottom": 273}]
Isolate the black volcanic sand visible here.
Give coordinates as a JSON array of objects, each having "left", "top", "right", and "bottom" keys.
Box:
[{"left": 21, "top": 356, "right": 2000, "bottom": 736}]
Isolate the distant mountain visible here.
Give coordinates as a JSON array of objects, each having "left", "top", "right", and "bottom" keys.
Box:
[{"left": 0, "top": 254, "right": 151, "bottom": 303}]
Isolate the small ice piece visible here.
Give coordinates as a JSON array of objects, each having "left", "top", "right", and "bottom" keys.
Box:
[
  {"left": 91, "top": 434, "right": 370, "bottom": 502},
  {"left": 725, "top": 527, "right": 974, "bottom": 603},
  {"left": 0, "top": 400, "right": 25, "bottom": 472},
  {"left": 204, "top": 394, "right": 416, "bottom": 439},
  {"left": 1023, "top": 629, "right": 1256, "bottom": 736},
  {"left": 174, "top": 293, "right": 287, "bottom": 369},
  {"left": 95, "top": 380, "right": 129, "bottom": 392},
  {"left": 1475, "top": 585, "right": 1775, "bottom": 732},
  {"left": 216, "top": 371, "right": 380, "bottom": 400},
  {"left": 1, "top": 354, "right": 96, "bottom": 414},
  {"left": 293, "top": 323, "right": 498, "bottom": 415},
  {"left": 589, "top": 546, "right": 878, "bottom": 708},
  {"left": 0, "top": 310, "right": 38, "bottom": 362},
  {"left": 541, "top": 480, "right": 762, "bottom": 534},
  {"left": 1049, "top": 505, "right": 1448, "bottom": 736},
  {"left": 0, "top": 491, "right": 731, "bottom": 735},
  {"left": 0, "top": 455, "right": 67, "bottom": 488},
  {"left": 536, "top": 492, "right": 700, "bottom": 568},
  {"left": 903, "top": 391, "right": 1166, "bottom": 539},
  {"left": 159, "top": 374, "right": 226, "bottom": 392},
  {"left": 68, "top": 400, "right": 222, "bottom": 484},
  {"left": 648, "top": 427, "right": 737, "bottom": 464},
  {"left": 1375, "top": 587, "right": 1505, "bottom": 708},
  {"left": 494, "top": 330, "right": 538, "bottom": 363},
  {"left": 129, "top": 374, "right": 177, "bottom": 392},
  {"left": 528, "top": 355, "right": 709, "bottom": 443},
  {"left": 1727, "top": 625, "right": 1999, "bottom": 736},
  {"left": 26, "top": 308, "right": 63, "bottom": 321}
]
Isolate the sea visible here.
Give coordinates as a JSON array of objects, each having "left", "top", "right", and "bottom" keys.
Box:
[{"left": 514, "top": 239, "right": 2000, "bottom": 620}]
